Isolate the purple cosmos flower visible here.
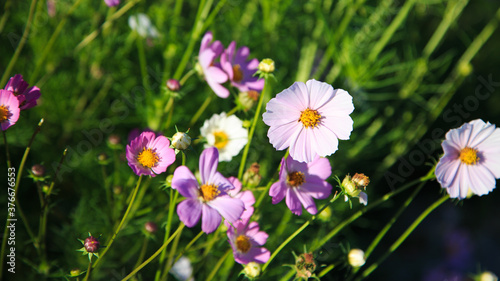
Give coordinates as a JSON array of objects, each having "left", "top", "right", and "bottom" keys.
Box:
[
  {"left": 270, "top": 155, "right": 333, "bottom": 215},
  {"left": 0, "top": 90, "right": 20, "bottom": 131},
  {"left": 227, "top": 220, "right": 270, "bottom": 264},
  {"left": 198, "top": 32, "right": 229, "bottom": 98},
  {"left": 435, "top": 119, "right": 500, "bottom": 199},
  {"left": 127, "top": 128, "right": 158, "bottom": 144},
  {"left": 228, "top": 177, "right": 255, "bottom": 221},
  {"left": 4, "top": 74, "right": 41, "bottom": 110},
  {"left": 104, "top": 0, "right": 120, "bottom": 7},
  {"left": 221, "top": 41, "right": 264, "bottom": 93},
  {"left": 262, "top": 79, "right": 354, "bottom": 163},
  {"left": 126, "top": 132, "right": 176, "bottom": 177},
  {"left": 172, "top": 147, "right": 244, "bottom": 233}
]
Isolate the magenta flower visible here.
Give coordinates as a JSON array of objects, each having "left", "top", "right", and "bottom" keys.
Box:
[
  {"left": 0, "top": 90, "right": 20, "bottom": 131},
  {"left": 270, "top": 155, "right": 333, "bottom": 215},
  {"left": 435, "top": 119, "right": 500, "bottom": 199},
  {"left": 228, "top": 177, "right": 255, "bottom": 221},
  {"left": 104, "top": 0, "right": 120, "bottom": 7},
  {"left": 198, "top": 32, "right": 229, "bottom": 98},
  {"left": 126, "top": 132, "right": 176, "bottom": 177},
  {"left": 127, "top": 128, "right": 158, "bottom": 144},
  {"left": 262, "top": 79, "right": 354, "bottom": 163},
  {"left": 221, "top": 41, "right": 264, "bottom": 93},
  {"left": 172, "top": 147, "right": 244, "bottom": 233},
  {"left": 4, "top": 74, "right": 41, "bottom": 110},
  {"left": 227, "top": 220, "right": 270, "bottom": 264}
]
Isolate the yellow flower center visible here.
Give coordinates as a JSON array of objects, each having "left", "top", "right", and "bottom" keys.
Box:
[
  {"left": 459, "top": 147, "right": 479, "bottom": 165},
  {"left": 0, "top": 105, "right": 9, "bottom": 122},
  {"left": 299, "top": 108, "right": 321, "bottom": 128},
  {"left": 200, "top": 184, "right": 220, "bottom": 201},
  {"left": 137, "top": 147, "right": 159, "bottom": 168},
  {"left": 287, "top": 171, "right": 305, "bottom": 187},
  {"left": 236, "top": 235, "right": 251, "bottom": 253},
  {"left": 233, "top": 64, "right": 244, "bottom": 82},
  {"left": 213, "top": 131, "right": 229, "bottom": 149}
]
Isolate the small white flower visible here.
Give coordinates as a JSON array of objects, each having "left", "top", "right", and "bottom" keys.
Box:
[
  {"left": 170, "top": 256, "right": 194, "bottom": 281},
  {"left": 128, "top": 13, "right": 159, "bottom": 38},
  {"left": 200, "top": 113, "right": 248, "bottom": 162},
  {"left": 480, "top": 271, "right": 498, "bottom": 281},
  {"left": 348, "top": 248, "right": 366, "bottom": 267}
]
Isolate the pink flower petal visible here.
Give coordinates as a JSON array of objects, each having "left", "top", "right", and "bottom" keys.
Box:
[
  {"left": 285, "top": 188, "right": 302, "bottom": 215},
  {"left": 306, "top": 79, "right": 335, "bottom": 110},
  {"left": 294, "top": 189, "right": 318, "bottom": 215},
  {"left": 269, "top": 181, "right": 287, "bottom": 204},
  {"left": 172, "top": 166, "right": 200, "bottom": 198},
  {"left": 200, "top": 147, "right": 219, "bottom": 184},
  {"left": 209, "top": 196, "right": 244, "bottom": 224},
  {"left": 467, "top": 165, "right": 496, "bottom": 196},
  {"left": 177, "top": 199, "right": 202, "bottom": 227},
  {"left": 201, "top": 204, "right": 222, "bottom": 233}
]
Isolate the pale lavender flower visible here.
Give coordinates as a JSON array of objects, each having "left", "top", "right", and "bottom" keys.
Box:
[
  {"left": 126, "top": 132, "right": 176, "bottom": 177},
  {"left": 4, "top": 74, "right": 41, "bottom": 110},
  {"left": 436, "top": 119, "right": 500, "bottom": 199},
  {"left": 221, "top": 41, "right": 264, "bottom": 92},
  {"left": 0, "top": 90, "right": 20, "bottom": 131},
  {"left": 197, "top": 32, "right": 229, "bottom": 98},
  {"left": 228, "top": 177, "right": 255, "bottom": 221},
  {"left": 262, "top": 79, "right": 354, "bottom": 163},
  {"left": 172, "top": 147, "right": 244, "bottom": 233},
  {"left": 270, "top": 155, "right": 332, "bottom": 215},
  {"left": 227, "top": 220, "right": 270, "bottom": 264}
]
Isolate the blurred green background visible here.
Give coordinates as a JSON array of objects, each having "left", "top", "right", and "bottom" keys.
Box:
[{"left": 1, "top": 0, "right": 500, "bottom": 280}]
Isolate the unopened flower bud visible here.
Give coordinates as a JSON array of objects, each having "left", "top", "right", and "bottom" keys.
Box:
[
  {"left": 144, "top": 221, "right": 158, "bottom": 233},
  {"left": 108, "top": 134, "right": 121, "bottom": 145},
  {"left": 113, "top": 186, "right": 123, "bottom": 195},
  {"left": 84, "top": 236, "right": 100, "bottom": 253},
  {"left": 31, "top": 164, "right": 46, "bottom": 177},
  {"left": 243, "top": 262, "right": 261, "bottom": 279},
  {"left": 479, "top": 271, "right": 498, "bottom": 281},
  {"left": 348, "top": 249, "right": 365, "bottom": 267},
  {"left": 458, "top": 61, "right": 473, "bottom": 77},
  {"left": 166, "top": 175, "right": 174, "bottom": 188},
  {"left": 238, "top": 90, "right": 260, "bottom": 111},
  {"left": 70, "top": 268, "right": 82, "bottom": 276},
  {"left": 97, "top": 153, "right": 109, "bottom": 162},
  {"left": 171, "top": 131, "right": 191, "bottom": 151},
  {"left": 166, "top": 79, "right": 181, "bottom": 92},
  {"left": 352, "top": 173, "right": 370, "bottom": 189},
  {"left": 342, "top": 173, "right": 369, "bottom": 205},
  {"left": 243, "top": 162, "right": 262, "bottom": 187},
  {"left": 259, "top": 58, "right": 275, "bottom": 73}
]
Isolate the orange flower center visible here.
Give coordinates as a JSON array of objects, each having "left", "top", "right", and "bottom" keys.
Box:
[
  {"left": 233, "top": 64, "right": 244, "bottom": 82},
  {"left": 299, "top": 108, "right": 321, "bottom": 128},
  {"left": 236, "top": 235, "right": 251, "bottom": 253},
  {"left": 213, "top": 131, "right": 229, "bottom": 149},
  {"left": 137, "top": 147, "right": 159, "bottom": 168},
  {"left": 287, "top": 171, "right": 305, "bottom": 187},
  {"left": 247, "top": 90, "right": 259, "bottom": 101},
  {"left": 0, "top": 105, "right": 9, "bottom": 122},
  {"left": 459, "top": 147, "right": 479, "bottom": 165},
  {"left": 200, "top": 184, "right": 220, "bottom": 201}
]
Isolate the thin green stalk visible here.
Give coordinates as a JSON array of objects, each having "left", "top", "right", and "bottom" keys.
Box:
[
  {"left": 189, "top": 94, "right": 213, "bottom": 127},
  {"left": 238, "top": 77, "right": 268, "bottom": 180},
  {"left": 160, "top": 223, "right": 183, "bottom": 281},
  {"left": 93, "top": 175, "right": 143, "bottom": 268},
  {"left": 0, "top": 0, "right": 12, "bottom": 33},
  {"left": 2, "top": 130, "right": 11, "bottom": 168},
  {"left": 83, "top": 261, "right": 92, "bottom": 281},
  {"left": 0, "top": 0, "right": 39, "bottom": 86},
  {"left": 31, "top": 0, "right": 84, "bottom": 82},
  {"left": 163, "top": 230, "right": 204, "bottom": 277},
  {"left": 356, "top": 194, "right": 449, "bottom": 280},
  {"left": 205, "top": 249, "right": 231, "bottom": 281},
  {"left": 155, "top": 189, "right": 180, "bottom": 281},
  {"left": 351, "top": 181, "right": 426, "bottom": 276},
  {"left": 121, "top": 224, "right": 185, "bottom": 281},
  {"left": 136, "top": 34, "right": 150, "bottom": 96},
  {"left": 132, "top": 237, "right": 149, "bottom": 269}
]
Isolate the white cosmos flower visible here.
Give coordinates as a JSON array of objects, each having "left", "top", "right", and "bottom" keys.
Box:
[
  {"left": 200, "top": 113, "right": 248, "bottom": 162},
  {"left": 128, "top": 13, "right": 159, "bottom": 38}
]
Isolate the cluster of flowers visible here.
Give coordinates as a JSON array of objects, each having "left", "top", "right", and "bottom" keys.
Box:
[{"left": 0, "top": 74, "right": 41, "bottom": 131}]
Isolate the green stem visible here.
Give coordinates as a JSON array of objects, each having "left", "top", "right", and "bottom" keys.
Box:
[
  {"left": 179, "top": 69, "right": 197, "bottom": 86},
  {"left": 2, "top": 130, "right": 11, "bottom": 169},
  {"left": 238, "top": 77, "right": 268, "bottom": 180},
  {"left": 356, "top": 194, "right": 449, "bottom": 280},
  {"left": 189, "top": 94, "right": 213, "bottom": 127},
  {"left": 167, "top": 230, "right": 204, "bottom": 273},
  {"left": 93, "top": 175, "right": 143, "bottom": 268},
  {"left": 132, "top": 237, "right": 149, "bottom": 269},
  {"left": 83, "top": 261, "right": 92, "bottom": 281},
  {"left": 136, "top": 34, "right": 150, "bottom": 95},
  {"left": 205, "top": 249, "right": 231, "bottom": 281},
  {"left": 121, "top": 224, "right": 185, "bottom": 281},
  {"left": 0, "top": 0, "right": 39, "bottom": 86},
  {"left": 161, "top": 224, "right": 183, "bottom": 281},
  {"left": 155, "top": 189, "right": 179, "bottom": 281}
]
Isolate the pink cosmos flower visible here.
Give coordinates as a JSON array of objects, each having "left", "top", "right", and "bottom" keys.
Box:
[
  {"left": 4, "top": 74, "right": 41, "bottom": 110},
  {"left": 262, "top": 79, "right": 354, "bottom": 163},
  {"left": 0, "top": 90, "right": 20, "bottom": 131},
  {"left": 227, "top": 220, "right": 270, "bottom": 264},
  {"left": 198, "top": 32, "right": 229, "bottom": 98},
  {"left": 104, "top": 0, "right": 120, "bottom": 7},
  {"left": 126, "top": 132, "right": 176, "bottom": 177},
  {"left": 221, "top": 41, "right": 264, "bottom": 93},
  {"left": 172, "top": 147, "right": 244, "bottom": 233},
  {"left": 228, "top": 177, "right": 255, "bottom": 221},
  {"left": 435, "top": 119, "right": 500, "bottom": 199},
  {"left": 127, "top": 128, "right": 158, "bottom": 144},
  {"left": 270, "top": 155, "right": 333, "bottom": 215}
]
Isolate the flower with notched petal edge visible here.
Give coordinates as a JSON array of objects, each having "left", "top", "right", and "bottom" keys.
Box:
[
  {"left": 4, "top": 74, "right": 41, "bottom": 110},
  {"left": 126, "top": 132, "right": 176, "bottom": 177},
  {"left": 227, "top": 219, "right": 270, "bottom": 264},
  {"left": 435, "top": 119, "right": 500, "bottom": 199},
  {"left": 221, "top": 41, "right": 264, "bottom": 93},
  {"left": 197, "top": 32, "right": 229, "bottom": 98}
]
